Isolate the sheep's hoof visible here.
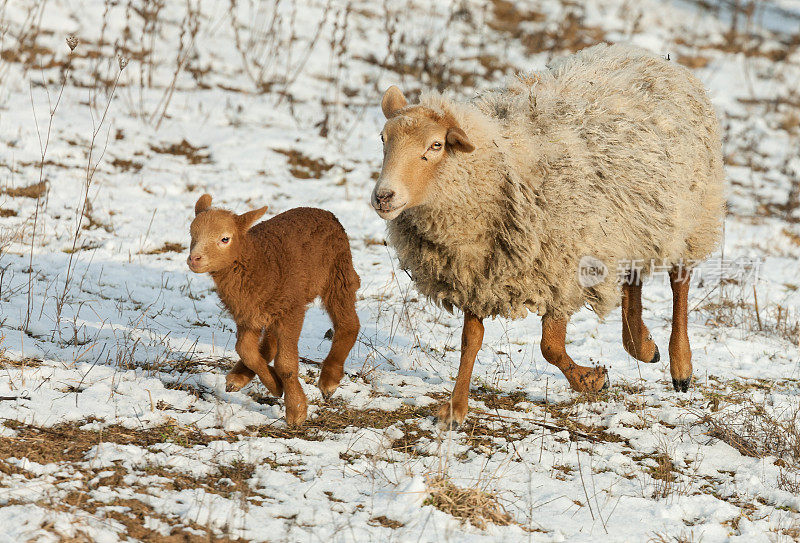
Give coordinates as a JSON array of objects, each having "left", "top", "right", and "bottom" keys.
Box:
[
  {"left": 672, "top": 377, "right": 691, "bottom": 393},
  {"left": 568, "top": 366, "right": 609, "bottom": 393},
  {"left": 647, "top": 345, "right": 660, "bottom": 364},
  {"left": 435, "top": 401, "right": 467, "bottom": 430}
]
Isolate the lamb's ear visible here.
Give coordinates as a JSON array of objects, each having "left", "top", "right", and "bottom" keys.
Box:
[
  {"left": 195, "top": 194, "right": 212, "bottom": 216},
  {"left": 381, "top": 86, "right": 407, "bottom": 118},
  {"left": 446, "top": 127, "right": 475, "bottom": 153},
  {"left": 236, "top": 206, "right": 268, "bottom": 231}
]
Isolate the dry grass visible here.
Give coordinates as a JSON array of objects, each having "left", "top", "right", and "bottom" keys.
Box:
[
  {"left": 368, "top": 515, "right": 405, "bottom": 529},
  {"left": 273, "top": 148, "right": 334, "bottom": 179},
  {"left": 0, "top": 353, "right": 43, "bottom": 368},
  {"left": 695, "top": 396, "right": 800, "bottom": 491},
  {"left": 648, "top": 530, "right": 699, "bottom": 543},
  {"left": 488, "top": 0, "right": 605, "bottom": 56},
  {"left": 149, "top": 139, "right": 211, "bottom": 164},
  {"left": 251, "top": 401, "right": 431, "bottom": 441},
  {"left": 701, "top": 284, "right": 800, "bottom": 346},
  {"left": 142, "top": 241, "right": 185, "bottom": 255},
  {"left": 0, "top": 419, "right": 226, "bottom": 466},
  {"left": 424, "top": 475, "right": 512, "bottom": 529},
  {"left": 704, "top": 402, "right": 800, "bottom": 459},
  {"left": 3, "top": 181, "right": 48, "bottom": 199}
]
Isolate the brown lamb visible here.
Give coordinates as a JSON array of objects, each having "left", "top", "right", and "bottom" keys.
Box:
[{"left": 187, "top": 194, "right": 361, "bottom": 426}]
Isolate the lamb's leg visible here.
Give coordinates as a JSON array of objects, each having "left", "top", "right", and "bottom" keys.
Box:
[
  {"left": 436, "top": 311, "right": 484, "bottom": 429},
  {"left": 541, "top": 314, "right": 608, "bottom": 392},
  {"left": 259, "top": 325, "right": 279, "bottom": 363},
  {"left": 227, "top": 326, "right": 281, "bottom": 392},
  {"left": 318, "top": 287, "right": 360, "bottom": 400},
  {"left": 225, "top": 360, "right": 255, "bottom": 392},
  {"left": 273, "top": 310, "right": 309, "bottom": 426},
  {"left": 669, "top": 267, "right": 692, "bottom": 392},
  {"left": 234, "top": 327, "right": 284, "bottom": 397},
  {"left": 621, "top": 273, "right": 660, "bottom": 364}
]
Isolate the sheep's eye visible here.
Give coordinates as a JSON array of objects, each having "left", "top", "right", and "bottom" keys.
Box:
[
  {"left": 430, "top": 141, "right": 442, "bottom": 151},
  {"left": 221, "top": 237, "right": 230, "bottom": 244}
]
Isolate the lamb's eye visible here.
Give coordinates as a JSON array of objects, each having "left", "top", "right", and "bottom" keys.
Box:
[
  {"left": 430, "top": 141, "right": 442, "bottom": 151},
  {"left": 221, "top": 237, "right": 230, "bottom": 244}
]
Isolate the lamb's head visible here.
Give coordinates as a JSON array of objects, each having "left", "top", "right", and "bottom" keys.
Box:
[
  {"left": 371, "top": 86, "right": 475, "bottom": 220},
  {"left": 187, "top": 194, "right": 267, "bottom": 274}
]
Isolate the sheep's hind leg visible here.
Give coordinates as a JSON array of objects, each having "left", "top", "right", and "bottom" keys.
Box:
[
  {"left": 541, "top": 314, "right": 608, "bottom": 392},
  {"left": 669, "top": 267, "right": 692, "bottom": 392},
  {"left": 436, "top": 311, "right": 484, "bottom": 429},
  {"left": 318, "top": 285, "right": 360, "bottom": 400},
  {"left": 234, "top": 327, "right": 284, "bottom": 397},
  {"left": 274, "top": 310, "right": 309, "bottom": 426},
  {"left": 621, "top": 272, "right": 660, "bottom": 364}
]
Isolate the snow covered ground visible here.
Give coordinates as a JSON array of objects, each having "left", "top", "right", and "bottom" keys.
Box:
[{"left": 1, "top": 0, "right": 799, "bottom": 540}]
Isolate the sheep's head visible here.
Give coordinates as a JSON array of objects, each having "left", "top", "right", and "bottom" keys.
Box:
[
  {"left": 371, "top": 86, "right": 474, "bottom": 220},
  {"left": 187, "top": 194, "right": 267, "bottom": 274}
]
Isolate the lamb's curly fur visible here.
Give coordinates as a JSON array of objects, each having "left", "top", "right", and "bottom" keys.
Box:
[
  {"left": 188, "top": 198, "right": 360, "bottom": 425},
  {"left": 387, "top": 43, "right": 725, "bottom": 320}
]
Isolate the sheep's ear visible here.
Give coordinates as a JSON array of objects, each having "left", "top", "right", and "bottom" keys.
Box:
[
  {"left": 236, "top": 206, "right": 268, "bottom": 231},
  {"left": 381, "top": 86, "right": 407, "bottom": 118},
  {"left": 195, "top": 194, "right": 212, "bottom": 216},
  {"left": 446, "top": 127, "right": 475, "bottom": 153}
]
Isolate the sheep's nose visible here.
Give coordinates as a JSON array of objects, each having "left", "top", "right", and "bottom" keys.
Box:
[
  {"left": 373, "top": 189, "right": 395, "bottom": 209},
  {"left": 375, "top": 189, "right": 394, "bottom": 202}
]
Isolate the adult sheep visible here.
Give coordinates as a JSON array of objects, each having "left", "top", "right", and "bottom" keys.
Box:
[{"left": 370, "top": 43, "right": 725, "bottom": 427}]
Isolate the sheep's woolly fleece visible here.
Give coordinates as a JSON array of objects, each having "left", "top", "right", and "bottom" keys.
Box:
[{"left": 388, "top": 43, "right": 725, "bottom": 320}]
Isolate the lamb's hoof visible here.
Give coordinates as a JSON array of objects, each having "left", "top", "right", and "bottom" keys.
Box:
[
  {"left": 672, "top": 377, "right": 691, "bottom": 393},
  {"left": 285, "top": 409, "right": 308, "bottom": 427},
  {"left": 317, "top": 378, "right": 340, "bottom": 402},
  {"left": 647, "top": 345, "right": 660, "bottom": 364},
  {"left": 286, "top": 416, "right": 306, "bottom": 428},
  {"left": 435, "top": 402, "right": 467, "bottom": 430},
  {"left": 437, "top": 418, "right": 461, "bottom": 431},
  {"left": 225, "top": 373, "right": 251, "bottom": 392}
]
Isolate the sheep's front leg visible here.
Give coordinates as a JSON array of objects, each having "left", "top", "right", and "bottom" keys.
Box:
[
  {"left": 234, "top": 327, "right": 284, "bottom": 397},
  {"left": 541, "top": 314, "right": 608, "bottom": 392},
  {"left": 273, "top": 310, "right": 309, "bottom": 426},
  {"left": 669, "top": 267, "right": 692, "bottom": 392},
  {"left": 436, "top": 311, "right": 484, "bottom": 429},
  {"left": 621, "top": 273, "right": 660, "bottom": 364}
]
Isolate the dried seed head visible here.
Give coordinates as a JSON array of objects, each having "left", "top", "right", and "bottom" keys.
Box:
[
  {"left": 117, "top": 55, "right": 129, "bottom": 71},
  {"left": 66, "top": 35, "right": 78, "bottom": 51}
]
